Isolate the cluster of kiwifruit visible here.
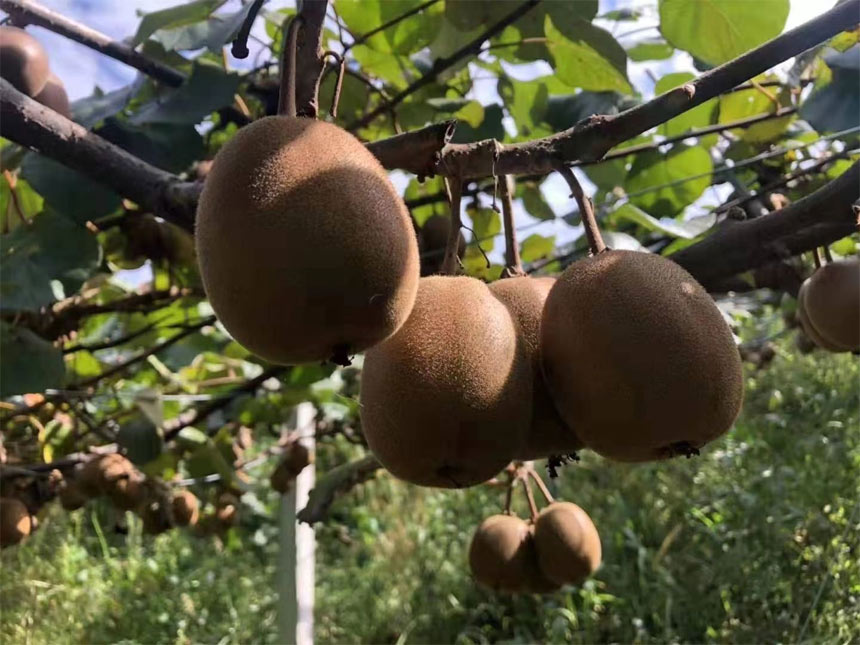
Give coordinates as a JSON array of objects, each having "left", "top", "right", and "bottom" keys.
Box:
[
  {"left": 468, "top": 466, "right": 600, "bottom": 594},
  {"left": 0, "top": 26, "right": 70, "bottom": 117},
  {"left": 795, "top": 257, "right": 859, "bottom": 353}
]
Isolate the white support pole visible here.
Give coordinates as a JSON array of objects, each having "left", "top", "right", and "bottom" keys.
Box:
[{"left": 277, "top": 402, "right": 316, "bottom": 645}]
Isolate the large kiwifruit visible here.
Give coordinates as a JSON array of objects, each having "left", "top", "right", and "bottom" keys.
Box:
[
  {"left": 361, "top": 276, "right": 530, "bottom": 488},
  {"left": 196, "top": 116, "right": 419, "bottom": 365},
  {"left": 800, "top": 260, "right": 860, "bottom": 352},
  {"left": 797, "top": 280, "right": 846, "bottom": 352},
  {"left": 32, "top": 73, "right": 70, "bottom": 118},
  {"left": 0, "top": 497, "right": 31, "bottom": 547},
  {"left": 419, "top": 214, "right": 466, "bottom": 275},
  {"left": 0, "top": 27, "right": 49, "bottom": 96},
  {"left": 541, "top": 250, "right": 743, "bottom": 462},
  {"left": 533, "top": 502, "right": 600, "bottom": 586},
  {"left": 490, "top": 276, "right": 584, "bottom": 459}
]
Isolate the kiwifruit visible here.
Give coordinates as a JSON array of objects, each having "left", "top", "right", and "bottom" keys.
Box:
[
  {"left": 800, "top": 260, "right": 860, "bottom": 352},
  {"left": 541, "top": 251, "right": 744, "bottom": 462},
  {"left": 468, "top": 514, "right": 534, "bottom": 592},
  {"left": 489, "top": 276, "right": 584, "bottom": 459},
  {"left": 418, "top": 214, "right": 466, "bottom": 276},
  {"left": 32, "top": 73, "right": 70, "bottom": 118},
  {"left": 797, "top": 281, "right": 846, "bottom": 352},
  {"left": 0, "top": 27, "right": 50, "bottom": 96},
  {"left": 171, "top": 490, "right": 199, "bottom": 527},
  {"left": 361, "top": 275, "right": 531, "bottom": 488},
  {"left": 269, "top": 444, "right": 310, "bottom": 494},
  {"left": 216, "top": 503, "right": 237, "bottom": 526},
  {"left": 0, "top": 497, "right": 31, "bottom": 547},
  {"left": 196, "top": 116, "right": 419, "bottom": 365},
  {"left": 140, "top": 500, "right": 171, "bottom": 535},
  {"left": 533, "top": 502, "right": 600, "bottom": 586},
  {"left": 58, "top": 482, "right": 88, "bottom": 511},
  {"left": 108, "top": 473, "right": 146, "bottom": 511}
]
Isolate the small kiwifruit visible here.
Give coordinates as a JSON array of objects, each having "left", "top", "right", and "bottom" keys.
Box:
[
  {"left": 489, "top": 276, "right": 584, "bottom": 459},
  {"left": 533, "top": 502, "right": 600, "bottom": 586},
  {"left": 800, "top": 260, "right": 860, "bottom": 352},
  {"left": 361, "top": 275, "right": 531, "bottom": 488},
  {"left": 140, "top": 500, "right": 171, "bottom": 535},
  {"left": 58, "top": 482, "right": 88, "bottom": 511},
  {"left": 797, "top": 280, "right": 846, "bottom": 352},
  {"left": 468, "top": 514, "right": 534, "bottom": 592},
  {"left": 108, "top": 473, "right": 146, "bottom": 511},
  {"left": 418, "top": 214, "right": 466, "bottom": 276},
  {"left": 541, "top": 251, "right": 744, "bottom": 462},
  {"left": 196, "top": 116, "right": 419, "bottom": 365},
  {"left": 32, "top": 73, "right": 70, "bottom": 118},
  {"left": 0, "top": 497, "right": 31, "bottom": 547},
  {"left": 171, "top": 490, "right": 199, "bottom": 527},
  {"left": 0, "top": 27, "right": 50, "bottom": 96}
]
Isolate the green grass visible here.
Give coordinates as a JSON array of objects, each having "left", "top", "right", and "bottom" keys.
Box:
[{"left": 2, "top": 340, "right": 858, "bottom": 644}]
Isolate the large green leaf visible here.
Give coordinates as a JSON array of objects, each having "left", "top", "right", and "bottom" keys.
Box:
[
  {"left": 659, "top": 0, "right": 789, "bottom": 66},
  {"left": 20, "top": 155, "right": 121, "bottom": 224},
  {"left": 130, "top": 62, "right": 240, "bottom": 125},
  {"left": 71, "top": 79, "right": 145, "bottom": 129},
  {"left": 0, "top": 322, "right": 65, "bottom": 397},
  {"left": 518, "top": 182, "right": 555, "bottom": 221},
  {"left": 467, "top": 207, "right": 501, "bottom": 252},
  {"left": 520, "top": 233, "right": 555, "bottom": 263},
  {"left": 546, "top": 16, "right": 631, "bottom": 93},
  {"left": 118, "top": 417, "right": 164, "bottom": 465},
  {"left": 133, "top": 0, "right": 225, "bottom": 46},
  {"left": 497, "top": 76, "right": 551, "bottom": 138},
  {"left": 97, "top": 119, "right": 204, "bottom": 173},
  {"left": 610, "top": 203, "right": 716, "bottom": 239},
  {"left": 627, "top": 39, "right": 674, "bottom": 62},
  {"left": 719, "top": 76, "right": 794, "bottom": 143},
  {"left": 492, "top": 1, "right": 598, "bottom": 62},
  {"left": 0, "top": 176, "right": 43, "bottom": 232},
  {"left": 152, "top": 2, "right": 255, "bottom": 52},
  {"left": 451, "top": 104, "right": 505, "bottom": 143},
  {"left": 801, "top": 67, "right": 860, "bottom": 134},
  {"left": 655, "top": 72, "right": 718, "bottom": 138},
  {"left": 1, "top": 212, "right": 101, "bottom": 311},
  {"left": 444, "top": 0, "right": 495, "bottom": 31},
  {"left": 627, "top": 145, "right": 713, "bottom": 217},
  {"left": 545, "top": 90, "right": 636, "bottom": 131},
  {"left": 336, "top": 0, "right": 443, "bottom": 54}
]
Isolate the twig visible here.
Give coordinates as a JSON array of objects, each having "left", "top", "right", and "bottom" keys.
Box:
[
  {"left": 0, "top": 0, "right": 186, "bottom": 87},
  {"left": 503, "top": 476, "right": 515, "bottom": 514},
  {"left": 347, "top": 0, "right": 541, "bottom": 131},
  {"left": 296, "top": 454, "right": 381, "bottom": 524},
  {"left": 322, "top": 51, "right": 346, "bottom": 118},
  {"left": 62, "top": 320, "right": 160, "bottom": 354},
  {"left": 278, "top": 15, "right": 303, "bottom": 117},
  {"left": 499, "top": 174, "right": 524, "bottom": 276},
  {"left": 441, "top": 176, "right": 464, "bottom": 275},
  {"left": 558, "top": 166, "right": 606, "bottom": 255}
]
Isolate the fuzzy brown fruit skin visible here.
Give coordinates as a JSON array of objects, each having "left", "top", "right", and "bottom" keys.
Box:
[
  {"left": 0, "top": 497, "right": 32, "bottom": 547},
  {"left": 108, "top": 473, "right": 146, "bottom": 511},
  {"left": 468, "top": 515, "right": 533, "bottom": 592},
  {"left": 0, "top": 27, "right": 50, "bottom": 96},
  {"left": 196, "top": 116, "right": 419, "bottom": 365},
  {"left": 541, "top": 251, "right": 744, "bottom": 462},
  {"left": 32, "top": 73, "right": 70, "bottom": 118},
  {"left": 419, "top": 214, "right": 466, "bottom": 276},
  {"left": 797, "top": 281, "right": 846, "bottom": 352},
  {"left": 533, "top": 502, "right": 600, "bottom": 586},
  {"left": 171, "top": 491, "right": 199, "bottom": 527},
  {"left": 490, "top": 276, "right": 584, "bottom": 459},
  {"left": 59, "top": 482, "right": 88, "bottom": 511},
  {"left": 361, "top": 276, "right": 530, "bottom": 488},
  {"left": 800, "top": 260, "right": 860, "bottom": 352}
]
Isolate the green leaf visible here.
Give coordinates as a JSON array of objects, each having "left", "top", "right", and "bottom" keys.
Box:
[
  {"left": 655, "top": 72, "right": 717, "bottom": 138},
  {"left": 627, "top": 39, "right": 674, "bottom": 61},
  {"left": 351, "top": 45, "right": 414, "bottom": 90},
  {"left": 520, "top": 233, "right": 555, "bottom": 263},
  {"left": 546, "top": 15, "right": 631, "bottom": 93},
  {"left": 498, "top": 77, "right": 551, "bottom": 139},
  {"left": 451, "top": 104, "right": 505, "bottom": 143},
  {"left": 66, "top": 350, "right": 102, "bottom": 380},
  {"left": 1, "top": 212, "right": 102, "bottom": 311},
  {"left": 718, "top": 76, "right": 794, "bottom": 143},
  {"left": 0, "top": 322, "right": 65, "bottom": 397},
  {"left": 492, "top": 1, "right": 598, "bottom": 62},
  {"left": 545, "top": 90, "right": 636, "bottom": 131},
  {"left": 152, "top": 2, "right": 255, "bottom": 52},
  {"left": 602, "top": 231, "right": 646, "bottom": 251},
  {"left": 658, "top": 0, "right": 789, "bottom": 65},
  {"left": 336, "top": 0, "right": 443, "bottom": 54},
  {"left": 626, "top": 145, "right": 713, "bottom": 217},
  {"left": 453, "top": 101, "right": 484, "bottom": 128},
  {"left": 467, "top": 207, "right": 501, "bottom": 252},
  {"left": 800, "top": 68, "right": 860, "bottom": 134},
  {"left": 97, "top": 119, "right": 204, "bottom": 173},
  {"left": 611, "top": 203, "right": 716, "bottom": 239},
  {"left": 133, "top": 0, "right": 225, "bottom": 46},
  {"left": 20, "top": 155, "right": 121, "bottom": 224},
  {"left": 0, "top": 176, "right": 42, "bottom": 232},
  {"left": 444, "top": 0, "right": 495, "bottom": 31},
  {"left": 71, "top": 79, "right": 145, "bottom": 129},
  {"left": 519, "top": 183, "right": 555, "bottom": 221},
  {"left": 130, "top": 61, "right": 240, "bottom": 125},
  {"left": 118, "top": 417, "right": 164, "bottom": 465},
  {"left": 829, "top": 29, "right": 859, "bottom": 53}
]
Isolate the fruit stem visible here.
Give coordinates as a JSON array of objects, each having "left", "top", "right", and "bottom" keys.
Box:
[
  {"left": 526, "top": 468, "right": 554, "bottom": 504},
  {"left": 500, "top": 174, "right": 525, "bottom": 277},
  {"left": 812, "top": 247, "right": 823, "bottom": 270},
  {"left": 441, "top": 176, "right": 464, "bottom": 275},
  {"left": 558, "top": 165, "right": 606, "bottom": 256},
  {"left": 821, "top": 245, "right": 834, "bottom": 264},
  {"left": 323, "top": 51, "right": 346, "bottom": 118},
  {"left": 277, "top": 15, "right": 304, "bottom": 118},
  {"left": 521, "top": 476, "right": 539, "bottom": 522},
  {"left": 504, "top": 476, "right": 515, "bottom": 514},
  {"left": 230, "top": 0, "right": 265, "bottom": 59}
]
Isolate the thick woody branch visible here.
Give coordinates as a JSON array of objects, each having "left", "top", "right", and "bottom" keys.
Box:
[
  {"left": 0, "top": 0, "right": 186, "bottom": 87},
  {"left": 671, "top": 161, "right": 860, "bottom": 289},
  {"left": 297, "top": 454, "right": 381, "bottom": 525},
  {"left": 293, "top": 0, "right": 329, "bottom": 118},
  {"left": 0, "top": 79, "right": 199, "bottom": 230},
  {"left": 436, "top": 0, "right": 858, "bottom": 179},
  {"left": 365, "top": 120, "right": 457, "bottom": 177}
]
